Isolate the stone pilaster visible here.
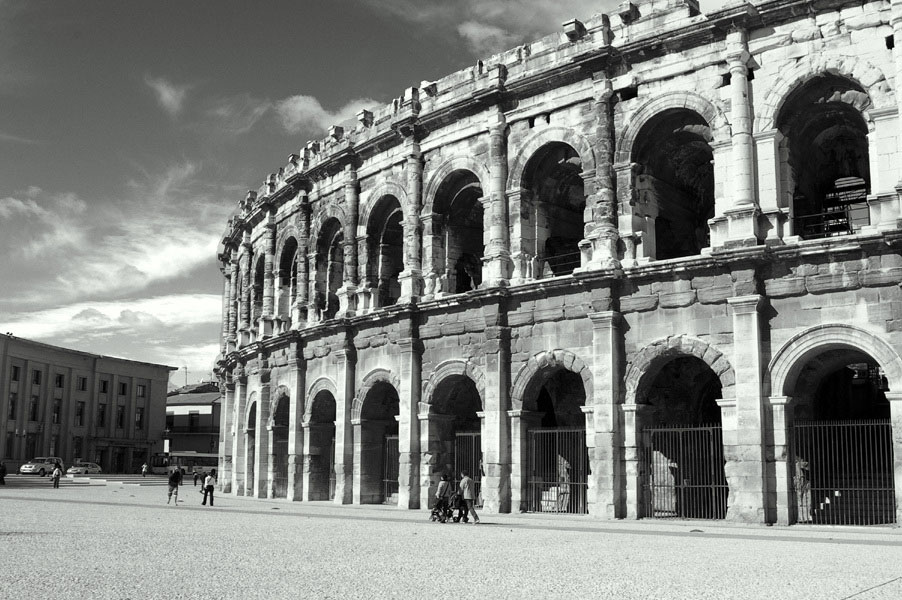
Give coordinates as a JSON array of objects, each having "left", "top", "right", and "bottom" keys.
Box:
[
  {"left": 231, "top": 364, "right": 247, "bottom": 495},
  {"left": 254, "top": 375, "right": 271, "bottom": 498},
  {"left": 238, "top": 233, "right": 253, "bottom": 347},
  {"left": 418, "top": 408, "right": 456, "bottom": 509},
  {"left": 753, "top": 129, "right": 789, "bottom": 244},
  {"left": 220, "top": 378, "right": 235, "bottom": 493},
  {"left": 260, "top": 214, "right": 276, "bottom": 338},
  {"left": 621, "top": 403, "right": 650, "bottom": 518},
  {"left": 725, "top": 295, "right": 766, "bottom": 523},
  {"left": 767, "top": 395, "right": 793, "bottom": 525},
  {"left": 220, "top": 265, "right": 231, "bottom": 356},
  {"left": 508, "top": 409, "right": 542, "bottom": 512},
  {"left": 886, "top": 392, "right": 902, "bottom": 525},
  {"left": 227, "top": 255, "right": 239, "bottom": 352},
  {"left": 294, "top": 192, "right": 310, "bottom": 328},
  {"left": 287, "top": 352, "right": 306, "bottom": 501},
  {"left": 306, "top": 251, "right": 319, "bottom": 323},
  {"left": 482, "top": 321, "right": 512, "bottom": 513},
  {"left": 892, "top": 1, "right": 902, "bottom": 192},
  {"left": 397, "top": 335, "right": 421, "bottom": 509},
  {"left": 483, "top": 106, "right": 511, "bottom": 286},
  {"left": 398, "top": 140, "right": 423, "bottom": 302},
  {"left": 337, "top": 164, "right": 359, "bottom": 316},
  {"left": 587, "top": 311, "right": 623, "bottom": 518},
  {"left": 333, "top": 348, "right": 355, "bottom": 504}
]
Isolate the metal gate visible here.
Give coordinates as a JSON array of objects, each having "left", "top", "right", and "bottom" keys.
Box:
[
  {"left": 641, "top": 425, "right": 728, "bottom": 520},
  {"left": 455, "top": 431, "right": 482, "bottom": 507},
  {"left": 383, "top": 434, "right": 399, "bottom": 504},
  {"left": 791, "top": 420, "right": 896, "bottom": 525},
  {"left": 271, "top": 437, "right": 288, "bottom": 498},
  {"left": 527, "top": 428, "right": 588, "bottom": 514},
  {"left": 328, "top": 436, "right": 336, "bottom": 501}
]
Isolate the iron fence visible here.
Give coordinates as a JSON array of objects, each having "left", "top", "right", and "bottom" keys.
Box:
[
  {"left": 640, "top": 424, "right": 728, "bottom": 520},
  {"left": 791, "top": 419, "right": 896, "bottom": 525},
  {"left": 527, "top": 427, "right": 588, "bottom": 514},
  {"left": 455, "top": 431, "right": 483, "bottom": 507},
  {"left": 271, "top": 436, "right": 289, "bottom": 498},
  {"left": 328, "top": 437, "right": 336, "bottom": 501},
  {"left": 383, "top": 434, "right": 399, "bottom": 504}
]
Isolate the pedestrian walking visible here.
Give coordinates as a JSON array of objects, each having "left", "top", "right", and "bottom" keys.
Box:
[
  {"left": 0, "top": 460, "right": 7, "bottom": 485},
  {"left": 141, "top": 463, "right": 148, "bottom": 477},
  {"left": 193, "top": 471, "right": 199, "bottom": 487},
  {"left": 167, "top": 468, "right": 182, "bottom": 505},
  {"left": 51, "top": 464, "right": 63, "bottom": 489},
  {"left": 459, "top": 470, "right": 480, "bottom": 524},
  {"left": 201, "top": 472, "right": 215, "bottom": 506}
]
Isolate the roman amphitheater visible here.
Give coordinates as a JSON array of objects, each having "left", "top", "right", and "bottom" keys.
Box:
[{"left": 215, "top": 0, "right": 902, "bottom": 525}]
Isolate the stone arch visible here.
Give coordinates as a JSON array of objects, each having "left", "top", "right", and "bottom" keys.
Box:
[
  {"left": 767, "top": 324, "right": 902, "bottom": 398},
  {"left": 757, "top": 54, "right": 894, "bottom": 133},
  {"left": 421, "top": 359, "right": 486, "bottom": 413},
  {"left": 303, "top": 377, "right": 338, "bottom": 422},
  {"left": 268, "top": 385, "right": 291, "bottom": 427},
  {"left": 275, "top": 226, "right": 300, "bottom": 261},
  {"left": 615, "top": 90, "right": 730, "bottom": 163},
  {"left": 624, "top": 335, "right": 735, "bottom": 405},
  {"left": 245, "top": 391, "right": 258, "bottom": 426},
  {"left": 507, "top": 127, "right": 596, "bottom": 191},
  {"left": 308, "top": 203, "right": 347, "bottom": 249},
  {"left": 352, "top": 368, "right": 401, "bottom": 421},
  {"left": 510, "top": 349, "right": 594, "bottom": 411},
  {"left": 423, "top": 155, "right": 490, "bottom": 215},
  {"left": 359, "top": 176, "right": 408, "bottom": 236}
]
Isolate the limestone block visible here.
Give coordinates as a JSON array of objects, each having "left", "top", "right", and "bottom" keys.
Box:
[
  {"left": 861, "top": 268, "right": 902, "bottom": 287},
  {"left": 765, "top": 277, "right": 807, "bottom": 298},
  {"left": 533, "top": 307, "right": 565, "bottom": 322},
  {"left": 696, "top": 285, "right": 732, "bottom": 304},
  {"left": 805, "top": 272, "right": 861, "bottom": 294}
]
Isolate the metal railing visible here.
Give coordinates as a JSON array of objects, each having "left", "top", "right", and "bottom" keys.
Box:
[
  {"left": 535, "top": 250, "right": 582, "bottom": 278},
  {"left": 791, "top": 420, "right": 896, "bottom": 525},
  {"left": 640, "top": 424, "right": 728, "bottom": 520},
  {"left": 795, "top": 202, "right": 869, "bottom": 240},
  {"left": 527, "top": 427, "right": 588, "bottom": 514},
  {"left": 454, "top": 431, "right": 483, "bottom": 507},
  {"left": 383, "top": 435, "right": 399, "bottom": 504}
]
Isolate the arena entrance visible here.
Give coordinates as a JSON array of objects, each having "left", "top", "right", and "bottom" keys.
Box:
[
  {"left": 306, "top": 390, "right": 336, "bottom": 501},
  {"left": 358, "top": 381, "right": 400, "bottom": 504},
  {"left": 639, "top": 356, "right": 727, "bottom": 519},
  {"left": 789, "top": 351, "right": 894, "bottom": 525},
  {"left": 426, "top": 374, "right": 483, "bottom": 505},
  {"left": 270, "top": 392, "right": 289, "bottom": 499},
  {"left": 525, "top": 368, "right": 589, "bottom": 514}
]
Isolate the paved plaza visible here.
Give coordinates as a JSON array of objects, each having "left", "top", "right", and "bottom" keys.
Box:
[{"left": 2, "top": 478, "right": 902, "bottom": 599}]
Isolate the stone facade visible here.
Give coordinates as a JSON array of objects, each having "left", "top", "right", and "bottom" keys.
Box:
[{"left": 216, "top": 0, "right": 902, "bottom": 524}]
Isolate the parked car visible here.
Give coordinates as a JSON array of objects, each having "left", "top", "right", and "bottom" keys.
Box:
[
  {"left": 19, "top": 457, "right": 64, "bottom": 476},
  {"left": 66, "top": 462, "right": 102, "bottom": 475}
]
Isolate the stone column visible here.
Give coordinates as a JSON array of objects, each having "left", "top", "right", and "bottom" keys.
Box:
[
  {"left": 220, "top": 265, "right": 231, "bottom": 356},
  {"left": 306, "top": 251, "right": 319, "bottom": 323},
  {"left": 238, "top": 234, "right": 253, "bottom": 347},
  {"left": 398, "top": 141, "right": 423, "bottom": 302},
  {"left": 231, "top": 365, "right": 247, "bottom": 495},
  {"left": 220, "top": 378, "right": 235, "bottom": 493},
  {"left": 333, "top": 348, "right": 355, "bottom": 504},
  {"left": 588, "top": 311, "right": 623, "bottom": 518},
  {"left": 397, "top": 335, "right": 421, "bottom": 509},
  {"left": 721, "top": 28, "right": 761, "bottom": 247},
  {"left": 508, "top": 409, "right": 542, "bottom": 513},
  {"left": 287, "top": 352, "right": 306, "bottom": 501},
  {"left": 254, "top": 376, "right": 272, "bottom": 498},
  {"left": 294, "top": 193, "right": 310, "bottom": 328},
  {"left": 260, "top": 214, "right": 276, "bottom": 338},
  {"left": 581, "top": 74, "right": 619, "bottom": 270},
  {"left": 227, "top": 255, "right": 239, "bottom": 352},
  {"left": 725, "top": 295, "right": 766, "bottom": 523},
  {"left": 337, "top": 164, "right": 359, "bottom": 316},
  {"left": 621, "top": 403, "right": 649, "bottom": 519},
  {"left": 767, "top": 395, "right": 793, "bottom": 525},
  {"left": 886, "top": 392, "right": 902, "bottom": 525},
  {"left": 483, "top": 106, "right": 511, "bottom": 286},
  {"left": 355, "top": 234, "right": 372, "bottom": 313}
]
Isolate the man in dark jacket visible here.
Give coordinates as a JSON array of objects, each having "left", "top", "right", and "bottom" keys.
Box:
[{"left": 167, "top": 468, "right": 182, "bottom": 505}]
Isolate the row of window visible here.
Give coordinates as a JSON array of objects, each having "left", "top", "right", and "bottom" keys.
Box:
[
  {"left": 8, "top": 366, "right": 146, "bottom": 397},
  {"left": 6, "top": 392, "right": 144, "bottom": 429},
  {"left": 5, "top": 434, "right": 84, "bottom": 461}
]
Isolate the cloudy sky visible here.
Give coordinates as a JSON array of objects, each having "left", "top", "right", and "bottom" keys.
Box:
[{"left": 0, "top": 0, "right": 722, "bottom": 387}]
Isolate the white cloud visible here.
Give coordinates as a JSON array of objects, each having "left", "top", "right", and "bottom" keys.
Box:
[
  {"left": 144, "top": 74, "right": 190, "bottom": 116},
  {"left": 0, "top": 188, "right": 88, "bottom": 258},
  {"left": 206, "top": 94, "right": 272, "bottom": 135},
  {"left": 275, "top": 95, "right": 378, "bottom": 134},
  {"left": 0, "top": 130, "right": 40, "bottom": 144},
  {"left": 457, "top": 21, "right": 519, "bottom": 55}
]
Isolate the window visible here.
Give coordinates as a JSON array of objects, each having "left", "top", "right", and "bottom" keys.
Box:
[
  {"left": 28, "top": 397, "right": 38, "bottom": 421},
  {"left": 97, "top": 404, "right": 106, "bottom": 427},
  {"left": 165, "top": 414, "right": 174, "bottom": 430},
  {"left": 55, "top": 374, "right": 64, "bottom": 389},
  {"left": 99, "top": 380, "right": 109, "bottom": 394},
  {"left": 77, "top": 377, "right": 87, "bottom": 392},
  {"left": 7, "top": 393, "right": 16, "bottom": 420},
  {"left": 50, "top": 435, "right": 58, "bottom": 456},
  {"left": 52, "top": 400, "right": 61, "bottom": 424},
  {"left": 10, "top": 366, "right": 19, "bottom": 381},
  {"left": 136, "top": 384, "right": 146, "bottom": 398},
  {"left": 135, "top": 407, "right": 144, "bottom": 430},
  {"left": 5, "top": 434, "right": 13, "bottom": 458},
  {"left": 32, "top": 370, "right": 41, "bottom": 385},
  {"left": 73, "top": 436, "right": 83, "bottom": 459},
  {"left": 118, "top": 382, "right": 128, "bottom": 396},
  {"left": 189, "top": 412, "right": 200, "bottom": 432},
  {"left": 75, "top": 402, "right": 85, "bottom": 427},
  {"left": 116, "top": 405, "right": 125, "bottom": 429}
]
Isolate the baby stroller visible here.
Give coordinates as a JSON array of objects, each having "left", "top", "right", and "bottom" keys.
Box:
[
  {"left": 430, "top": 496, "right": 453, "bottom": 523},
  {"left": 449, "top": 492, "right": 469, "bottom": 523}
]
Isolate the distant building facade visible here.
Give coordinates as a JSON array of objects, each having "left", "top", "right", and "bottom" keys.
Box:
[
  {"left": 216, "top": 0, "right": 902, "bottom": 525},
  {"left": 0, "top": 334, "right": 173, "bottom": 473},
  {"left": 165, "top": 382, "right": 221, "bottom": 454}
]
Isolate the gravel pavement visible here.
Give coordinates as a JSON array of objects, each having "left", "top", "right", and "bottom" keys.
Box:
[{"left": 2, "top": 482, "right": 902, "bottom": 599}]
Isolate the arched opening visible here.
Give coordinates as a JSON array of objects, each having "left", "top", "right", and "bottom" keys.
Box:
[
  {"left": 640, "top": 356, "right": 726, "bottom": 519},
  {"left": 632, "top": 109, "right": 714, "bottom": 260},
  {"left": 777, "top": 75, "right": 871, "bottom": 239},
  {"left": 366, "top": 196, "right": 404, "bottom": 308},
  {"left": 252, "top": 256, "right": 265, "bottom": 327},
  {"left": 307, "top": 390, "right": 337, "bottom": 501},
  {"left": 523, "top": 367, "right": 588, "bottom": 514},
  {"left": 357, "top": 382, "right": 400, "bottom": 504},
  {"left": 245, "top": 401, "right": 257, "bottom": 497},
  {"left": 315, "top": 218, "right": 344, "bottom": 320},
  {"left": 427, "top": 375, "right": 483, "bottom": 505},
  {"left": 277, "top": 238, "right": 299, "bottom": 325},
  {"left": 521, "top": 144, "right": 585, "bottom": 276},
  {"left": 428, "top": 170, "right": 484, "bottom": 293},
  {"left": 270, "top": 393, "right": 290, "bottom": 499},
  {"left": 789, "top": 348, "right": 893, "bottom": 525}
]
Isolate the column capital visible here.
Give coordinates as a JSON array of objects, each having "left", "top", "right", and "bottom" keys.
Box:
[
  {"left": 885, "top": 392, "right": 902, "bottom": 403},
  {"left": 727, "top": 294, "right": 763, "bottom": 314},
  {"left": 768, "top": 395, "right": 793, "bottom": 407},
  {"left": 587, "top": 311, "right": 622, "bottom": 329}
]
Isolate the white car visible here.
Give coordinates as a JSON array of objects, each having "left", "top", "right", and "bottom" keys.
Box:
[
  {"left": 66, "top": 462, "right": 102, "bottom": 475},
  {"left": 19, "top": 457, "right": 64, "bottom": 476}
]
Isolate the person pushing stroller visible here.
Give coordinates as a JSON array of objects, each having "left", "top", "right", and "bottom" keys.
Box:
[{"left": 430, "top": 473, "right": 453, "bottom": 523}]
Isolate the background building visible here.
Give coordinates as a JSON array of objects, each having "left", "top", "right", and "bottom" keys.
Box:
[
  {"left": 165, "top": 382, "right": 221, "bottom": 454},
  {"left": 215, "top": 0, "right": 902, "bottom": 526},
  {"left": 0, "top": 334, "right": 173, "bottom": 473}
]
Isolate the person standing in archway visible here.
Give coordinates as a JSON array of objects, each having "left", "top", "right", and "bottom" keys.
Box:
[{"left": 459, "top": 470, "right": 480, "bottom": 524}]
